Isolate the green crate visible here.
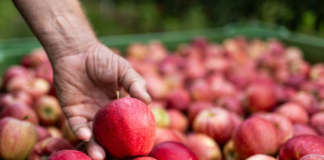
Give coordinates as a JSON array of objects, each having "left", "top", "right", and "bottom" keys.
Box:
[{"left": 1, "top": 24, "right": 324, "bottom": 78}]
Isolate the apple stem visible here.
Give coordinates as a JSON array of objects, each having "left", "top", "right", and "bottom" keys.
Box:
[{"left": 116, "top": 90, "right": 120, "bottom": 99}]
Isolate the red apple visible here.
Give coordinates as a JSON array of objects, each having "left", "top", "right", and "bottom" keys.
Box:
[
  {"left": 35, "top": 125, "right": 51, "bottom": 141},
  {"left": 21, "top": 48, "right": 49, "bottom": 68},
  {"left": 2, "top": 65, "right": 30, "bottom": 87},
  {"left": 188, "top": 101, "right": 213, "bottom": 124},
  {"left": 0, "top": 102, "right": 38, "bottom": 124},
  {"left": 246, "top": 82, "right": 277, "bottom": 112},
  {"left": 48, "top": 150, "right": 91, "bottom": 160},
  {"left": 28, "top": 137, "right": 73, "bottom": 160},
  {"left": 147, "top": 41, "right": 168, "bottom": 63},
  {"left": 276, "top": 102, "right": 309, "bottom": 124},
  {"left": 186, "top": 133, "right": 222, "bottom": 160},
  {"left": 151, "top": 107, "right": 170, "bottom": 128},
  {"left": 279, "top": 135, "right": 324, "bottom": 160},
  {"left": 126, "top": 43, "right": 148, "bottom": 61},
  {"left": 34, "top": 96, "right": 62, "bottom": 125},
  {"left": 0, "top": 117, "right": 37, "bottom": 160},
  {"left": 166, "top": 89, "right": 191, "bottom": 111},
  {"left": 208, "top": 74, "right": 236, "bottom": 99},
  {"left": 193, "top": 107, "right": 235, "bottom": 145},
  {"left": 35, "top": 62, "right": 53, "bottom": 84},
  {"left": 154, "top": 128, "right": 186, "bottom": 145},
  {"left": 0, "top": 91, "right": 33, "bottom": 107},
  {"left": 150, "top": 142, "right": 198, "bottom": 160},
  {"left": 301, "top": 154, "right": 324, "bottom": 160},
  {"left": 8, "top": 77, "right": 51, "bottom": 98},
  {"left": 130, "top": 157, "right": 157, "bottom": 160},
  {"left": 246, "top": 154, "right": 276, "bottom": 160},
  {"left": 293, "top": 124, "right": 318, "bottom": 137},
  {"left": 93, "top": 97, "right": 156, "bottom": 158},
  {"left": 185, "top": 57, "right": 206, "bottom": 80},
  {"left": 291, "top": 92, "right": 319, "bottom": 114},
  {"left": 167, "top": 109, "right": 188, "bottom": 132},
  {"left": 255, "top": 113, "right": 293, "bottom": 145},
  {"left": 189, "top": 79, "right": 213, "bottom": 101},
  {"left": 145, "top": 73, "right": 169, "bottom": 100},
  {"left": 310, "top": 112, "right": 324, "bottom": 135},
  {"left": 233, "top": 117, "right": 280, "bottom": 159},
  {"left": 218, "top": 97, "right": 244, "bottom": 116}
]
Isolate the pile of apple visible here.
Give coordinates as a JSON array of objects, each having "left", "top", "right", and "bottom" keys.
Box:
[{"left": 1, "top": 36, "right": 324, "bottom": 160}]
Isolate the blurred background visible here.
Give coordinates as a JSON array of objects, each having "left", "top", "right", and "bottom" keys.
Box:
[{"left": 0, "top": 0, "right": 323, "bottom": 39}]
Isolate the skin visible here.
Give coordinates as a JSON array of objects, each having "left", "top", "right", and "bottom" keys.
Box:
[{"left": 13, "top": 0, "right": 151, "bottom": 159}]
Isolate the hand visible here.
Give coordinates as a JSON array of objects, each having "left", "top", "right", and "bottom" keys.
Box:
[{"left": 52, "top": 42, "right": 151, "bottom": 160}]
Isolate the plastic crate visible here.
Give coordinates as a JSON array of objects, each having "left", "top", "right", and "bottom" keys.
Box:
[{"left": 1, "top": 24, "right": 324, "bottom": 77}]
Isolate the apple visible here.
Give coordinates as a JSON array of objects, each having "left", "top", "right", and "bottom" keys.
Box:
[
  {"left": 0, "top": 91, "right": 33, "bottom": 107},
  {"left": 166, "top": 89, "right": 191, "bottom": 111},
  {"left": 167, "top": 109, "right": 188, "bottom": 132},
  {"left": 233, "top": 117, "right": 280, "bottom": 159},
  {"left": 35, "top": 125, "right": 51, "bottom": 141},
  {"left": 255, "top": 113, "right": 293, "bottom": 145},
  {"left": 48, "top": 127, "right": 63, "bottom": 138},
  {"left": 218, "top": 97, "right": 244, "bottom": 116},
  {"left": 193, "top": 107, "right": 235, "bottom": 145},
  {"left": 291, "top": 92, "right": 319, "bottom": 114},
  {"left": 34, "top": 96, "right": 62, "bottom": 125},
  {"left": 144, "top": 73, "right": 169, "bottom": 100},
  {"left": 186, "top": 133, "right": 222, "bottom": 160},
  {"left": 185, "top": 57, "right": 206, "bottom": 80},
  {"left": 208, "top": 74, "right": 236, "bottom": 99},
  {"left": 246, "top": 154, "right": 276, "bottom": 160},
  {"left": 147, "top": 41, "right": 168, "bottom": 63},
  {"left": 0, "top": 117, "right": 37, "bottom": 160},
  {"left": 246, "top": 82, "right": 277, "bottom": 112},
  {"left": 93, "top": 97, "right": 156, "bottom": 158},
  {"left": 279, "top": 135, "right": 324, "bottom": 160},
  {"left": 154, "top": 128, "right": 186, "bottom": 145},
  {"left": 0, "top": 102, "right": 38, "bottom": 124},
  {"left": 21, "top": 48, "right": 49, "bottom": 68},
  {"left": 7, "top": 77, "right": 51, "bottom": 98},
  {"left": 189, "top": 79, "right": 214, "bottom": 101},
  {"left": 48, "top": 150, "right": 91, "bottom": 160},
  {"left": 276, "top": 102, "right": 309, "bottom": 124},
  {"left": 159, "top": 55, "right": 183, "bottom": 75},
  {"left": 35, "top": 61, "right": 53, "bottom": 84},
  {"left": 301, "top": 154, "right": 324, "bottom": 160},
  {"left": 223, "top": 140, "right": 239, "bottom": 160},
  {"left": 310, "top": 112, "right": 324, "bottom": 135},
  {"left": 150, "top": 142, "right": 198, "bottom": 160},
  {"left": 2, "top": 65, "right": 30, "bottom": 87},
  {"left": 293, "top": 124, "right": 318, "bottom": 137},
  {"left": 130, "top": 157, "right": 157, "bottom": 160},
  {"left": 28, "top": 137, "right": 73, "bottom": 160},
  {"left": 188, "top": 101, "right": 213, "bottom": 124},
  {"left": 151, "top": 107, "right": 170, "bottom": 128},
  {"left": 126, "top": 43, "right": 148, "bottom": 61}
]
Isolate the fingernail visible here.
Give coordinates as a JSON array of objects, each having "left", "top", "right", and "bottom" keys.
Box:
[
  {"left": 92, "top": 150, "right": 104, "bottom": 160},
  {"left": 78, "top": 128, "right": 92, "bottom": 141}
]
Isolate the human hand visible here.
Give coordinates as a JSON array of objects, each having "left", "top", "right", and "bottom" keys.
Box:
[{"left": 52, "top": 42, "right": 151, "bottom": 160}]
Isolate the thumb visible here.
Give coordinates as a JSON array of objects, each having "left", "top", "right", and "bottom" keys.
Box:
[{"left": 121, "top": 67, "right": 151, "bottom": 104}]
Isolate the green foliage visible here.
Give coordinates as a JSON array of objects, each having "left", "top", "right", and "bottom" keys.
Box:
[{"left": 0, "top": 0, "right": 323, "bottom": 39}]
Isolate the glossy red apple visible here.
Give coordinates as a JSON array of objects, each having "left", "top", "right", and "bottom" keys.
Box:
[
  {"left": 293, "top": 124, "right": 318, "bottom": 137},
  {"left": 189, "top": 79, "right": 213, "bottom": 101},
  {"left": 34, "top": 96, "right": 62, "bottom": 126},
  {"left": 193, "top": 107, "right": 235, "bottom": 145},
  {"left": 233, "top": 117, "right": 280, "bottom": 159},
  {"left": 0, "top": 102, "right": 38, "bottom": 124},
  {"left": 188, "top": 101, "right": 213, "bottom": 124},
  {"left": 48, "top": 150, "right": 91, "bottom": 160},
  {"left": 246, "top": 82, "right": 277, "bottom": 112},
  {"left": 93, "top": 97, "right": 156, "bottom": 158},
  {"left": 276, "top": 102, "right": 309, "bottom": 124},
  {"left": 167, "top": 109, "right": 188, "bottom": 132},
  {"left": 154, "top": 128, "right": 186, "bottom": 145},
  {"left": 150, "top": 142, "right": 198, "bottom": 160},
  {"left": 279, "top": 135, "right": 324, "bottom": 160},
  {"left": 0, "top": 117, "right": 37, "bottom": 160},
  {"left": 186, "top": 133, "right": 222, "bottom": 160}
]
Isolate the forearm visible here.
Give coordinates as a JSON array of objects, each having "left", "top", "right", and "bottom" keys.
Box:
[{"left": 13, "top": 0, "right": 98, "bottom": 61}]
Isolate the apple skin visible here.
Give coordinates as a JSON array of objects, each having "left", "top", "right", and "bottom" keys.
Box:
[
  {"left": 35, "top": 61, "right": 53, "bottom": 84},
  {"left": 130, "top": 157, "right": 157, "bottom": 160},
  {"left": 189, "top": 79, "right": 213, "bottom": 101},
  {"left": 21, "top": 48, "right": 49, "bottom": 68},
  {"left": 188, "top": 101, "right": 213, "bottom": 124},
  {"left": 28, "top": 137, "right": 73, "bottom": 160},
  {"left": 233, "top": 117, "right": 280, "bottom": 159},
  {"left": 0, "top": 102, "right": 38, "bottom": 124},
  {"left": 276, "top": 102, "right": 309, "bottom": 124},
  {"left": 150, "top": 142, "right": 198, "bottom": 160},
  {"left": 193, "top": 107, "right": 235, "bottom": 145},
  {"left": 2, "top": 65, "right": 30, "bottom": 87},
  {"left": 301, "top": 154, "right": 324, "bottom": 160},
  {"left": 0, "top": 91, "right": 33, "bottom": 108},
  {"left": 223, "top": 140, "right": 239, "bottom": 160},
  {"left": 167, "top": 109, "right": 188, "bottom": 132},
  {"left": 254, "top": 113, "right": 293, "bottom": 145},
  {"left": 126, "top": 43, "right": 148, "bottom": 61},
  {"left": 310, "top": 112, "right": 324, "bottom": 135},
  {"left": 154, "top": 128, "right": 186, "bottom": 145},
  {"left": 279, "top": 135, "right": 324, "bottom": 160},
  {"left": 34, "top": 96, "right": 62, "bottom": 126},
  {"left": 246, "top": 82, "right": 277, "bottom": 112},
  {"left": 0, "top": 117, "right": 37, "bottom": 160},
  {"left": 185, "top": 133, "right": 222, "bottom": 160},
  {"left": 151, "top": 106, "right": 170, "bottom": 128},
  {"left": 35, "top": 125, "right": 51, "bottom": 142},
  {"left": 166, "top": 89, "right": 191, "bottom": 111},
  {"left": 293, "top": 124, "right": 318, "bottom": 137},
  {"left": 218, "top": 97, "right": 244, "bottom": 116},
  {"left": 246, "top": 154, "right": 276, "bottom": 160},
  {"left": 93, "top": 97, "right": 156, "bottom": 158},
  {"left": 47, "top": 127, "right": 63, "bottom": 138},
  {"left": 291, "top": 92, "right": 319, "bottom": 114},
  {"left": 48, "top": 150, "right": 91, "bottom": 160}
]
